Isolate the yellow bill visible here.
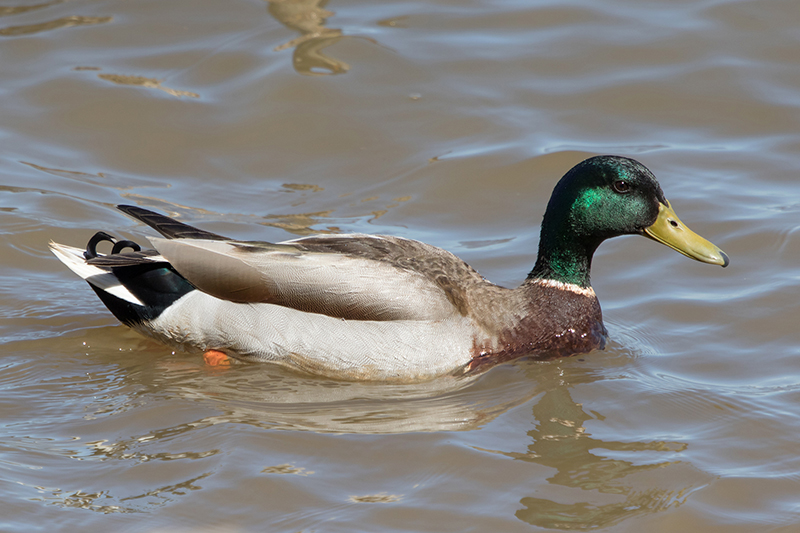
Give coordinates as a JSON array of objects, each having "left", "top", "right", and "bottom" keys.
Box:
[{"left": 644, "top": 200, "right": 729, "bottom": 267}]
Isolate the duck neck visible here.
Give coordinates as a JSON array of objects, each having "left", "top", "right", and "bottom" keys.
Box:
[{"left": 528, "top": 218, "right": 600, "bottom": 289}]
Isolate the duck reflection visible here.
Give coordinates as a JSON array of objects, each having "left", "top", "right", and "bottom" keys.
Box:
[
  {"left": 69, "top": 329, "right": 705, "bottom": 524},
  {"left": 143, "top": 362, "right": 536, "bottom": 434},
  {"left": 266, "top": 0, "right": 349, "bottom": 76},
  {"left": 506, "top": 375, "right": 701, "bottom": 529}
]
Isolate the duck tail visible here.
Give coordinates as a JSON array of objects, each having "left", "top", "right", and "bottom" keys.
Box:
[{"left": 50, "top": 232, "right": 195, "bottom": 326}]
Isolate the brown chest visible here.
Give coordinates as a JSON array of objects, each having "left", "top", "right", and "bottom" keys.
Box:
[{"left": 468, "top": 283, "right": 607, "bottom": 371}]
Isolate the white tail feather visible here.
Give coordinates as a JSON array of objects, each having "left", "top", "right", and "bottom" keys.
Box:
[{"left": 49, "top": 242, "right": 144, "bottom": 306}]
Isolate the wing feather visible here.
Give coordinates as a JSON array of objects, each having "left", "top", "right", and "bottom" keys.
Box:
[{"left": 151, "top": 235, "right": 467, "bottom": 321}]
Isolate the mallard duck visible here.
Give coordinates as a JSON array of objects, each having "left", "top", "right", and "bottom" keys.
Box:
[{"left": 50, "top": 156, "right": 728, "bottom": 381}]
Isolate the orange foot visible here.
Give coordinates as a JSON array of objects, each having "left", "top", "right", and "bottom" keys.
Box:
[{"left": 203, "top": 349, "right": 231, "bottom": 366}]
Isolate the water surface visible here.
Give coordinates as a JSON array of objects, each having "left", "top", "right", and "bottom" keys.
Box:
[{"left": 2, "top": 0, "right": 800, "bottom": 531}]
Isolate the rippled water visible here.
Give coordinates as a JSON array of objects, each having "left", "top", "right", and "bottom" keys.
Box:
[{"left": 2, "top": 0, "right": 800, "bottom": 530}]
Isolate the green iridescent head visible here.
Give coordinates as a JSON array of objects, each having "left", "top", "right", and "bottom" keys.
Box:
[{"left": 529, "top": 155, "right": 728, "bottom": 287}]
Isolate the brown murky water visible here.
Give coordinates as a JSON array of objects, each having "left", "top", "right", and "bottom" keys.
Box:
[{"left": 2, "top": 0, "right": 800, "bottom": 531}]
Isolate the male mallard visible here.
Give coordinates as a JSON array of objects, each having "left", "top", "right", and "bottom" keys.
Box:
[{"left": 50, "top": 156, "right": 728, "bottom": 381}]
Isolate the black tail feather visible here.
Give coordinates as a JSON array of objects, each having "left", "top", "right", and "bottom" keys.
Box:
[
  {"left": 82, "top": 230, "right": 196, "bottom": 325},
  {"left": 101, "top": 263, "right": 196, "bottom": 325}
]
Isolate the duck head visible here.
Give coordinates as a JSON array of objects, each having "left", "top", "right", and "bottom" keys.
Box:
[{"left": 529, "top": 155, "right": 729, "bottom": 288}]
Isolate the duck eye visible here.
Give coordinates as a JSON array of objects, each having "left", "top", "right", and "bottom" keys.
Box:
[{"left": 612, "top": 180, "right": 631, "bottom": 194}]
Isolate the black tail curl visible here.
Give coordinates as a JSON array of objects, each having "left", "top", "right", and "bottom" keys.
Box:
[{"left": 84, "top": 231, "right": 142, "bottom": 260}]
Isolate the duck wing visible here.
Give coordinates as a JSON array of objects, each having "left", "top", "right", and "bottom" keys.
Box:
[
  {"left": 117, "top": 204, "right": 228, "bottom": 240},
  {"left": 119, "top": 206, "right": 478, "bottom": 321}
]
